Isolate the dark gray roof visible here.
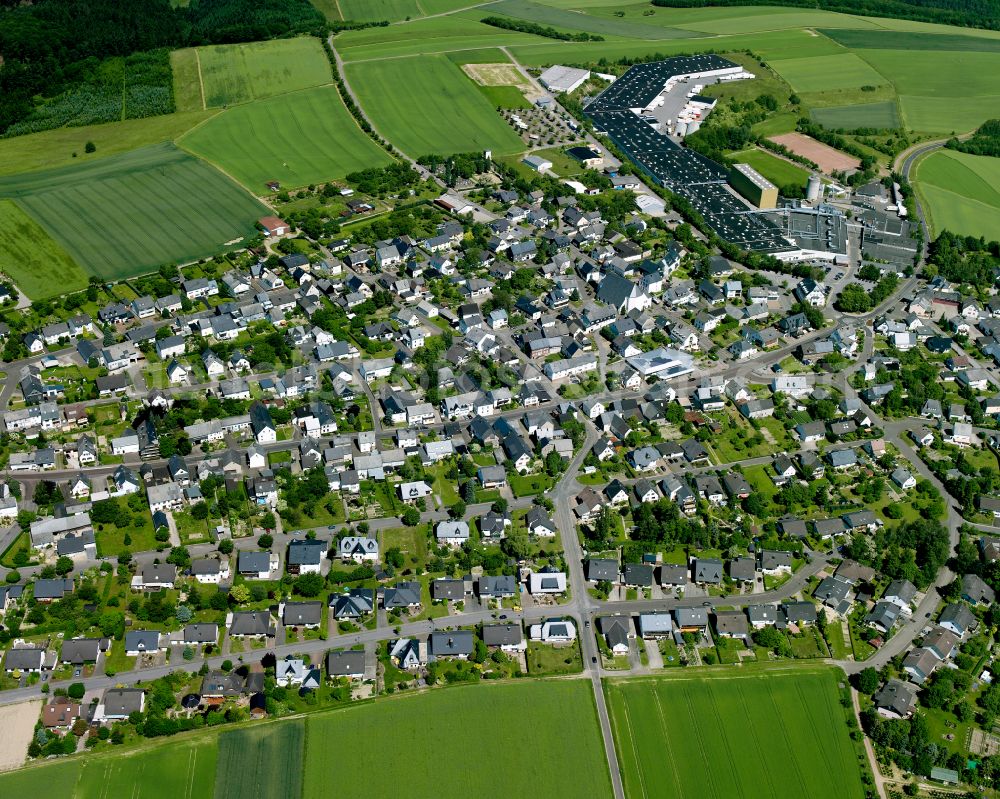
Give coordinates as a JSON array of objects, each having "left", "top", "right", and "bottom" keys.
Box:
[
  {"left": 282, "top": 601, "right": 323, "bottom": 626},
  {"left": 482, "top": 624, "right": 523, "bottom": 647},
  {"left": 327, "top": 649, "right": 366, "bottom": 677},
  {"left": 430, "top": 631, "right": 475, "bottom": 657}
]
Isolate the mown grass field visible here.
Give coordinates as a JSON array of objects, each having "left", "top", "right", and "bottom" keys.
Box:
[
  {"left": 0, "top": 200, "right": 88, "bottom": 298},
  {"left": 215, "top": 719, "right": 304, "bottom": 799},
  {"left": 192, "top": 38, "right": 332, "bottom": 108},
  {"left": 607, "top": 668, "right": 866, "bottom": 799},
  {"left": 820, "top": 27, "right": 1000, "bottom": 52},
  {"left": 170, "top": 49, "right": 205, "bottom": 112},
  {"left": 489, "top": 0, "right": 697, "bottom": 39},
  {"left": 0, "top": 111, "right": 215, "bottom": 177},
  {"left": 810, "top": 101, "right": 900, "bottom": 130},
  {"left": 0, "top": 143, "right": 265, "bottom": 281},
  {"left": 303, "top": 682, "right": 612, "bottom": 799},
  {"left": 181, "top": 85, "right": 394, "bottom": 190},
  {"left": 339, "top": 0, "right": 423, "bottom": 21},
  {"left": 771, "top": 53, "right": 887, "bottom": 93},
  {"left": 916, "top": 149, "right": 1000, "bottom": 239},
  {"left": 76, "top": 739, "right": 217, "bottom": 799},
  {"left": 346, "top": 54, "right": 525, "bottom": 156},
  {"left": 727, "top": 148, "right": 810, "bottom": 189}
]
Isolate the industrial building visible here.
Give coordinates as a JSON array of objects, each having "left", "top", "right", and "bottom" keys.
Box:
[
  {"left": 729, "top": 163, "right": 778, "bottom": 209},
  {"left": 539, "top": 65, "right": 591, "bottom": 93},
  {"left": 584, "top": 55, "right": 794, "bottom": 254}
]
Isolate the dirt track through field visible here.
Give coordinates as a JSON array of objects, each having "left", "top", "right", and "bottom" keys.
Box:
[{"left": 0, "top": 700, "right": 42, "bottom": 771}]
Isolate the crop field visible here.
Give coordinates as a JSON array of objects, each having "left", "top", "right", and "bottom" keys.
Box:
[
  {"left": 346, "top": 55, "right": 525, "bottom": 156},
  {"left": 607, "top": 669, "right": 866, "bottom": 799},
  {"left": 489, "top": 0, "right": 697, "bottom": 39},
  {"left": 0, "top": 143, "right": 265, "bottom": 281},
  {"left": 215, "top": 720, "right": 304, "bottom": 799},
  {"left": 727, "top": 148, "right": 810, "bottom": 189},
  {"left": 76, "top": 739, "right": 217, "bottom": 799},
  {"left": 672, "top": 8, "right": 880, "bottom": 34},
  {"left": 771, "top": 53, "right": 887, "bottom": 93},
  {"left": 810, "top": 101, "right": 900, "bottom": 130},
  {"left": 194, "top": 38, "right": 332, "bottom": 108},
  {"left": 0, "top": 200, "right": 88, "bottom": 298},
  {"left": 181, "top": 85, "right": 394, "bottom": 190},
  {"left": 337, "top": 15, "right": 541, "bottom": 61},
  {"left": 0, "top": 761, "right": 81, "bottom": 796},
  {"left": 820, "top": 28, "right": 1000, "bottom": 52},
  {"left": 303, "top": 682, "right": 612, "bottom": 799},
  {"left": 916, "top": 149, "right": 1000, "bottom": 238},
  {"left": 478, "top": 85, "right": 532, "bottom": 109},
  {"left": 339, "top": 0, "right": 423, "bottom": 21}
]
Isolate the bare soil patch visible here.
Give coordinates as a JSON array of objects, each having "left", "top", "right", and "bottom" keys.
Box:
[
  {"left": 770, "top": 131, "right": 861, "bottom": 173},
  {"left": 0, "top": 700, "right": 42, "bottom": 771}
]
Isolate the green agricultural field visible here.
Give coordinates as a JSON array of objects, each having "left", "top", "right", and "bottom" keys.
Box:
[
  {"left": 337, "top": 15, "right": 541, "bottom": 62},
  {"left": 727, "top": 148, "right": 810, "bottom": 189},
  {"left": 346, "top": 55, "right": 524, "bottom": 157},
  {"left": 810, "top": 101, "right": 900, "bottom": 130},
  {"left": 76, "top": 739, "right": 217, "bottom": 799},
  {"left": 0, "top": 761, "right": 81, "bottom": 796},
  {"left": 195, "top": 37, "right": 332, "bottom": 108},
  {"left": 0, "top": 200, "right": 88, "bottom": 298},
  {"left": 303, "top": 682, "right": 612, "bottom": 799},
  {"left": 673, "top": 8, "right": 880, "bottom": 34},
  {"left": 859, "top": 49, "right": 1000, "bottom": 99},
  {"left": 181, "top": 85, "right": 394, "bottom": 190},
  {"left": 820, "top": 27, "right": 1000, "bottom": 52},
  {"left": 339, "top": 0, "right": 422, "bottom": 21},
  {"left": 215, "top": 719, "right": 305, "bottom": 799},
  {"left": 0, "top": 143, "right": 265, "bottom": 281},
  {"left": 0, "top": 111, "right": 215, "bottom": 177},
  {"left": 171, "top": 49, "right": 205, "bottom": 112},
  {"left": 607, "top": 668, "right": 867, "bottom": 799},
  {"left": 309, "top": 0, "right": 342, "bottom": 21},
  {"left": 899, "top": 94, "right": 1000, "bottom": 134},
  {"left": 915, "top": 149, "right": 1000, "bottom": 238},
  {"left": 478, "top": 85, "right": 532, "bottom": 109},
  {"left": 489, "top": 0, "right": 697, "bottom": 39},
  {"left": 771, "top": 53, "right": 887, "bottom": 94}
]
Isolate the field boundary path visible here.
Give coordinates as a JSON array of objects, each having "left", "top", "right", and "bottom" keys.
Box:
[{"left": 194, "top": 49, "right": 207, "bottom": 112}]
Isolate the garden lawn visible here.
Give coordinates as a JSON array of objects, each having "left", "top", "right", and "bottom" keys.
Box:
[
  {"left": 195, "top": 38, "right": 332, "bottom": 108},
  {"left": 181, "top": 85, "right": 393, "bottom": 191},
  {"left": 914, "top": 149, "right": 1000, "bottom": 239},
  {"left": 509, "top": 472, "right": 553, "bottom": 498},
  {"left": 304, "top": 681, "right": 610, "bottom": 799},
  {"left": 215, "top": 719, "right": 305, "bottom": 799},
  {"left": 345, "top": 55, "right": 524, "bottom": 157},
  {"left": 606, "top": 668, "right": 866, "bottom": 799},
  {"left": 527, "top": 641, "right": 583, "bottom": 675},
  {"left": 0, "top": 143, "right": 265, "bottom": 281},
  {"left": 76, "top": 738, "right": 217, "bottom": 799},
  {"left": 381, "top": 526, "right": 428, "bottom": 566},
  {"left": 0, "top": 200, "right": 88, "bottom": 298}
]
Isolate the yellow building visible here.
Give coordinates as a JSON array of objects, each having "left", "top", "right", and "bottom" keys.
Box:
[{"left": 729, "top": 162, "right": 778, "bottom": 209}]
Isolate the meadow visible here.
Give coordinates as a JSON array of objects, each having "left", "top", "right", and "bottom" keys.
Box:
[
  {"left": 0, "top": 760, "right": 81, "bottom": 796},
  {"left": 915, "top": 149, "right": 1000, "bottom": 239},
  {"left": 0, "top": 200, "right": 89, "bottom": 299},
  {"left": 303, "top": 681, "right": 613, "bottom": 799},
  {"left": 810, "top": 101, "right": 900, "bottom": 130},
  {"left": 215, "top": 721, "right": 304, "bottom": 799},
  {"left": 606, "top": 668, "right": 867, "bottom": 799},
  {"left": 346, "top": 55, "right": 525, "bottom": 156},
  {"left": 488, "top": 0, "right": 698, "bottom": 39},
  {"left": 192, "top": 38, "right": 332, "bottom": 108},
  {"left": 770, "top": 53, "right": 887, "bottom": 93},
  {"left": 0, "top": 143, "right": 265, "bottom": 281},
  {"left": 180, "top": 85, "right": 394, "bottom": 190}
]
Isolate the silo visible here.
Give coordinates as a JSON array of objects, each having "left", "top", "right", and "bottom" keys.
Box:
[
  {"left": 806, "top": 174, "right": 823, "bottom": 202},
  {"left": 675, "top": 120, "right": 688, "bottom": 137},
  {"left": 686, "top": 119, "right": 701, "bottom": 134}
]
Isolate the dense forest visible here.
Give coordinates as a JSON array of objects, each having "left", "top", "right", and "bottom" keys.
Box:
[
  {"left": 0, "top": 0, "right": 325, "bottom": 136},
  {"left": 651, "top": 0, "right": 1000, "bottom": 31},
  {"left": 946, "top": 118, "right": 1000, "bottom": 157}
]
